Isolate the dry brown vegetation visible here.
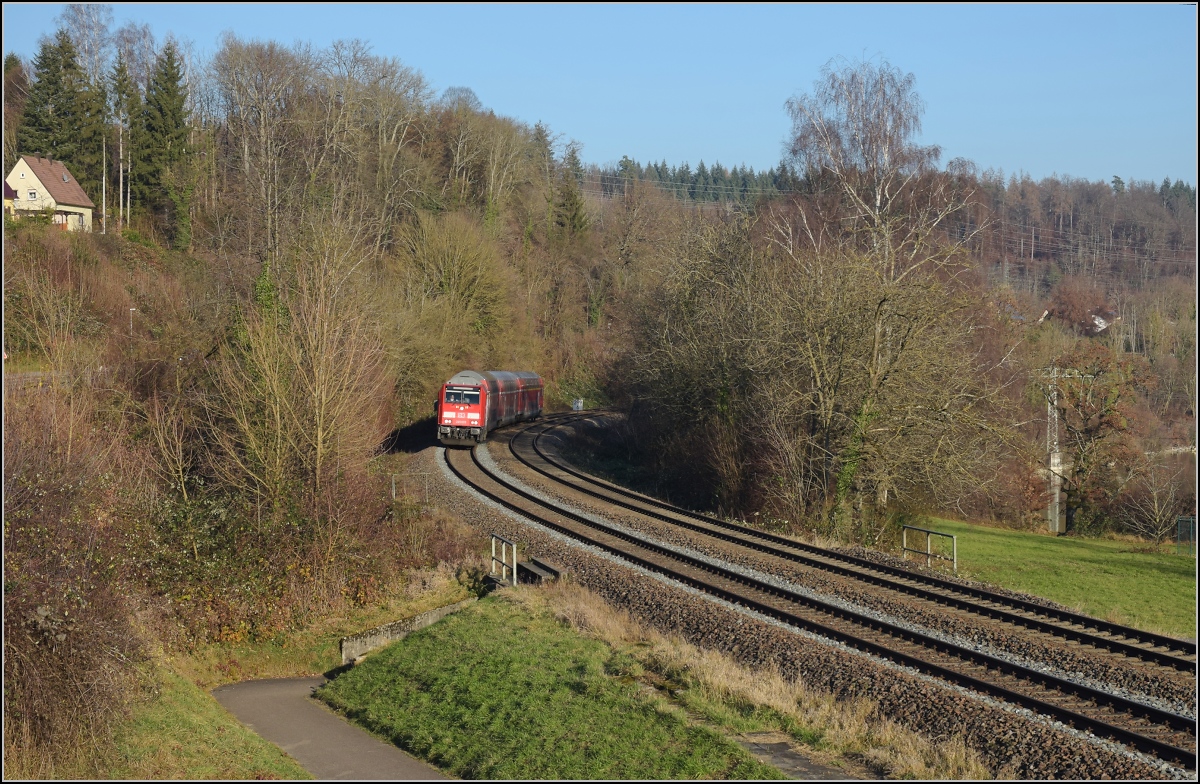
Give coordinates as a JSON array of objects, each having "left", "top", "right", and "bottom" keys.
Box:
[
  {"left": 521, "top": 581, "right": 992, "bottom": 780},
  {"left": 3, "top": 33, "right": 1194, "bottom": 777}
]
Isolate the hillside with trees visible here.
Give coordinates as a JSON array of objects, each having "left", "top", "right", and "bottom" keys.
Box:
[{"left": 3, "top": 8, "right": 1195, "bottom": 776}]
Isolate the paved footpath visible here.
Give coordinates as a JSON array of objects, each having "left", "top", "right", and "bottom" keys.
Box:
[
  {"left": 212, "top": 676, "right": 449, "bottom": 780},
  {"left": 214, "top": 677, "right": 855, "bottom": 781}
]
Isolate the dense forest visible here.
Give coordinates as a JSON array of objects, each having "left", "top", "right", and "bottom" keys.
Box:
[{"left": 3, "top": 7, "right": 1195, "bottom": 775}]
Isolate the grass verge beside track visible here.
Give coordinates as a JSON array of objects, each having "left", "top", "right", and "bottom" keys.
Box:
[
  {"left": 558, "top": 416, "right": 1195, "bottom": 640},
  {"left": 317, "top": 583, "right": 990, "bottom": 780},
  {"left": 927, "top": 518, "right": 1197, "bottom": 639},
  {"left": 316, "top": 591, "right": 783, "bottom": 780}
]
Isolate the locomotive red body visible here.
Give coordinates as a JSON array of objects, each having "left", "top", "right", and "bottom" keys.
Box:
[{"left": 436, "top": 370, "right": 544, "bottom": 446}]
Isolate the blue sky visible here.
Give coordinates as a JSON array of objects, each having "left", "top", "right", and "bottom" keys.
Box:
[{"left": 4, "top": 3, "right": 1197, "bottom": 185}]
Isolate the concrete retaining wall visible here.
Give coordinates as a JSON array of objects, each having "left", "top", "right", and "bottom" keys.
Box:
[{"left": 340, "top": 598, "right": 477, "bottom": 666}]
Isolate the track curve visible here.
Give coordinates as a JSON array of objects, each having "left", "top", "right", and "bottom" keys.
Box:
[{"left": 437, "top": 412, "right": 1196, "bottom": 774}]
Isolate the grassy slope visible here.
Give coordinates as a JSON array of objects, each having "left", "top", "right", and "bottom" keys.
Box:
[
  {"left": 96, "top": 572, "right": 474, "bottom": 779},
  {"left": 65, "top": 521, "right": 1194, "bottom": 779},
  {"left": 316, "top": 594, "right": 784, "bottom": 780},
  {"left": 928, "top": 518, "right": 1196, "bottom": 639},
  {"left": 107, "top": 668, "right": 312, "bottom": 780}
]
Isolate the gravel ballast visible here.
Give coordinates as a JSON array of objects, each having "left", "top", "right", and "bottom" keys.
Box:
[{"left": 425, "top": 437, "right": 1192, "bottom": 780}]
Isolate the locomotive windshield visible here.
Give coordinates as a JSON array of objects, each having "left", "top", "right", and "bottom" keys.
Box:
[{"left": 444, "top": 388, "right": 480, "bottom": 405}]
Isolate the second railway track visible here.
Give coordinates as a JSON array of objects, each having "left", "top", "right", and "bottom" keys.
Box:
[{"left": 514, "top": 413, "right": 1197, "bottom": 675}]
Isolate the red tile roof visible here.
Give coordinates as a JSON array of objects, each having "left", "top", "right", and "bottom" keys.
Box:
[
  {"left": 20, "top": 155, "right": 95, "bottom": 208},
  {"left": 4, "top": 181, "right": 15, "bottom": 200}
]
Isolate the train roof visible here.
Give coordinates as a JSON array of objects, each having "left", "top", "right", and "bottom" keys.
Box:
[{"left": 445, "top": 370, "right": 542, "bottom": 386}]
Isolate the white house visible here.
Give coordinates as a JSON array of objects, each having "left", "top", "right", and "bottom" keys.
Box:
[{"left": 5, "top": 155, "right": 94, "bottom": 231}]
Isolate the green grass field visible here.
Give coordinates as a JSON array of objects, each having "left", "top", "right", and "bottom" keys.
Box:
[
  {"left": 923, "top": 518, "right": 1196, "bottom": 639},
  {"left": 316, "top": 594, "right": 785, "bottom": 780},
  {"left": 106, "top": 668, "right": 312, "bottom": 780}
]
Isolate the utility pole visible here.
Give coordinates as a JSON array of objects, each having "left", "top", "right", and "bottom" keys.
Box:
[
  {"left": 1040, "top": 365, "right": 1096, "bottom": 535},
  {"left": 1045, "top": 366, "right": 1064, "bottom": 535}
]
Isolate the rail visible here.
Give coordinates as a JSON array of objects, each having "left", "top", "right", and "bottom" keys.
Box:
[
  {"left": 513, "top": 415, "right": 1195, "bottom": 665},
  {"left": 446, "top": 440, "right": 1195, "bottom": 768}
]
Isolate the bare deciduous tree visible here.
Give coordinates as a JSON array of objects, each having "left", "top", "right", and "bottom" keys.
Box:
[
  {"left": 212, "top": 34, "right": 308, "bottom": 259},
  {"left": 478, "top": 113, "right": 531, "bottom": 225},
  {"left": 1114, "top": 460, "right": 1193, "bottom": 544},
  {"left": 56, "top": 3, "right": 113, "bottom": 86},
  {"left": 206, "top": 197, "right": 389, "bottom": 525},
  {"left": 759, "top": 57, "right": 1002, "bottom": 536},
  {"left": 145, "top": 392, "right": 193, "bottom": 502},
  {"left": 206, "top": 297, "right": 297, "bottom": 524},
  {"left": 283, "top": 208, "right": 389, "bottom": 504},
  {"left": 784, "top": 56, "right": 980, "bottom": 283},
  {"left": 112, "top": 21, "right": 156, "bottom": 91}
]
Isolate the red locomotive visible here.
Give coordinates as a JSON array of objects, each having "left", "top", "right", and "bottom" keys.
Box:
[{"left": 436, "top": 370, "right": 544, "bottom": 445}]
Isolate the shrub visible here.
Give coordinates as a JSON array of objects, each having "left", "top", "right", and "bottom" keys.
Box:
[{"left": 3, "top": 385, "right": 149, "bottom": 768}]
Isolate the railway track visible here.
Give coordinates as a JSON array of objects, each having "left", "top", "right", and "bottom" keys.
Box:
[
  {"left": 441, "top": 413, "right": 1196, "bottom": 771},
  {"left": 512, "top": 413, "right": 1197, "bottom": 675}
]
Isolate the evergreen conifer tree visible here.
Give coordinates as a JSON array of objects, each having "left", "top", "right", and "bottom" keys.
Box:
[
  {"left": 17, "top": 30, "right": 84, "bottom": 163},
  {"left": 530, "top": 121, "right": 556, "bottom": 233},
  {"left": 694, "top": 160, "right": 709, "bottom": 201},
  {"left": 530, "top": 121, "right": 555, "bottom": 186},
  {"left": 554, "top": 142, "right": 589, "bottom": 240},
  {"left": 72, "top": 76, "right": 108, "bottom": 203},
  {"left": 562, "top": 141, "right": 585, "bottom": 186},
  {"left": 142, "top": 41, "right": 192, "bottom": 248},
  {"left": 675, "top": 162, "right": 691, "bottom": 199},
  {"left": 4, "top": 53, "right": 30, "bottom": 173}
]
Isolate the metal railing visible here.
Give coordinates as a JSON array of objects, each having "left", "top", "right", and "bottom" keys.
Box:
[
  {"left": 1177, "top": 516, "right": 1196, "bottom": 557},
  {"left": 390, "top": 472, "right": 432, "bottom": 503},
  {"left": 491, "top": 534, "right": 518, "bottom": 587},
  {"left": 902, "top": 525, "right": 957, "bottom": 573}
]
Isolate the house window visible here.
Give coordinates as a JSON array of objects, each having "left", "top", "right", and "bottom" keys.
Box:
[{"left": 28, "top": 190, "right": 37, "bottom": 200}]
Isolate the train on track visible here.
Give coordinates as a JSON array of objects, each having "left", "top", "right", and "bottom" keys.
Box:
[{"left": 436, "top": 370, "right": 544, "bottom": 446}]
